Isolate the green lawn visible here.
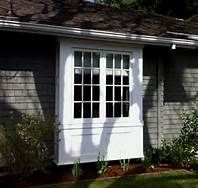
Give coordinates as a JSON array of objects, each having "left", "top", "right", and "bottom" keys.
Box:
[{"left": 36, "top": 170, "right": 198, "bottom": 188}]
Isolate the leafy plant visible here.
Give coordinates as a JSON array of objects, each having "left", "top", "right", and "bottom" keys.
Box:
[
  {"left": 158, "top": 108, "right": 198, "bottom": 166},
  {"left": 96, "top": 153, "right": 108, "bottom": 175},
  {"left": 119, "top": 159, "right": 130, "bottom": 172},
  {"left": 0, "top": 113, "right": 55, "bottom": 177},
  {"left": 72, "top": 159, "right": 82, "bottom": 177},
  {"left": 143, "top": 108, "right": 198, "bottom": 167},
  {"left": 190, "top": 159, "right": 198, "bottom": 173},
  {"left": 142, "top": 155, "right": 152, "bottom": 169}
]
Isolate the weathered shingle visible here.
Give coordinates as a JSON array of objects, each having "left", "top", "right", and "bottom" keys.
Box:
[{"left": 0, "top": 0, "right": 198, "bottom": 38}]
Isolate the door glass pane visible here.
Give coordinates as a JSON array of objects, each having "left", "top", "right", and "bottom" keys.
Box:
[
  {"left": 84, "top": 52, "right": 91, "bottom": 67},
  {"left": 83, "top": 103, "right": 91, "bottom": 118},
  {"left": 115, "top": 87, "right": 121, "bottom": 101},
  {"left": 93, "top": 103, "right": 99, "bottom": 118},
  {"left": 84, "top": 69, "right": 91, "bottom": 84},
  {"left": 115, "top": 70, "right": 121, "bottom": 85},
  {"left": 83, "top": 86, "right": 91, "bottom": 101},
  {"left": 106, "top": 54, "right": 113, "bottom": 68},
  {"left": 123, "top": 55, "right": 130, "bottom": 69},
  {"left": 93, "top": 86, "right": 100, "bottom": 101},
  {"left": 106, "top": 70, "right": 113, "bottom": 85},
  {"left": 114, "top": 102, "right": 121, "bottom": 117},
  {"left": 93, "top": 69, "right": 100, "bottom": 84},
  {"left": 106, "top": 86, "right": 113, "bottom": 101},
  {"left": 74, "top": 51, "right": 82, "bottom": 67},
  {"left": 123, "top": 102, "right": 129, "bottom": 117},
  {"left": 74, "top": 68, "right": 82, "bottom": 84},
  {"left": 74, "top": 86, "right": 82, "bottom": 101},
  {"left": 106, "top": 103, "right": 113, "bottom": 117},
  {"left": 74, "top": 103, "right": 81, "bottom": 118},
  {"left": 123, "top": 71, "right": 129, "bottom": 85},
  {"left": 123, "top": 87, "right": 129, "bottom": 101},
  {"left": 93, "top": 52, "right": 100, "bottom": 67},
  {"left": 115, "top": 54, "right": 121, "bottom": 69}
]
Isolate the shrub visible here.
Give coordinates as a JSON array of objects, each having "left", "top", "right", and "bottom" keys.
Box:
[
  {"left": 190, "top": 159, "right": 198, "bottom": 173},
  {"left": 143, "top": 108, "right": 198, "bottom": 167},
  {"left": 0, "top": 114, "right": 55, "bottom": 177},
  {"left": 143, "top": 148, "right": 161, "bottom": 169}
]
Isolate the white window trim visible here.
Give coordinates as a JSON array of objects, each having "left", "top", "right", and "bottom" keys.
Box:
[
  {"left": 56, "top": 38, "right": 143, "bottom": 129},
  {"left": 72, "top": 49, "right": 134, "bottom": 124}
]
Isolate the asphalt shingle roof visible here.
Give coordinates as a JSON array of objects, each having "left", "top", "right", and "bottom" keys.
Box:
[{"left": 1, "top": 0, "right": 198, "bottom": 39}]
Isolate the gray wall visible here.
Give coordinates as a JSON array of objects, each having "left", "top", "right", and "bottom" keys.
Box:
[
  {"left": 0, "top": 31, "right": 56, "bottom": 119},
  {"left": 143, "top": 47, "right": 158, "bottom": 149},
  {"left": 0, "top": 31, "right": 197, "bottom": 152},
  {"left": 163, "top": 49, "right": 198, "bottom": 140},
  {"left": 143, "top": 46, "right": 198, "bottom": 149}
]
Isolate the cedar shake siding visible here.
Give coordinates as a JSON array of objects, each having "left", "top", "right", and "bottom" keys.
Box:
[{"left": 0, "top": 31, "right": 56, "bottom": 119}]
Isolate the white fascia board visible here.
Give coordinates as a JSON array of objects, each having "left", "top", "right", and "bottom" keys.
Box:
[
  {"left": 0, "top": 19, "right": 198, "bottom": 48},
  {"left": 167, "top": 31, "right": 198, "bottom": 41}
]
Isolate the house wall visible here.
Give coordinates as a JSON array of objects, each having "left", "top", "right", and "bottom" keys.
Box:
[
  {"left": 0, "top": 31, "right": 56, "bottom": 119},
  {"left": 143, "top": 46, "right": 198, "bottom": 148},
  {"left": 0, "top": 31, "right": 198, "bottom": 156},
  {"left": 143, "top": 47, "right": 158, "bottom": 149},
  {"left": 163, "top": 48, "right": 198, "bottom": 140}
]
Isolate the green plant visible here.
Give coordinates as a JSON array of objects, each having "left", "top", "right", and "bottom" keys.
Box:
[
  {"left": 96, "top": 153, "right": 108, "bottom": 175},
  {"left": 190, "top": 159, "right": 198, "bottom": 173},
  {"left": 158, "top": 108, "right": 198, "bottom": 166},
  {"left": 143, "top": 108, "right": 198, "bottom": 167},
  {"left": 142, "top": 147, "right": 161, "bottom": 169},
  {"left": 119, "top": 159, "right": 130, "bottom": 172},
  {"left": 142, "top": 155, "right": 152, "bottom": 169},
  {"left": 0, "top": 113, "right": 55, "bottom": 177},
  {"left": 72, "top": 159, "right": 82, "bottom": 177}
]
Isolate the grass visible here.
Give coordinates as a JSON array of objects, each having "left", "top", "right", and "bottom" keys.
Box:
[{"left": 36, "top": 170, "right": 198, "bottom": 188}]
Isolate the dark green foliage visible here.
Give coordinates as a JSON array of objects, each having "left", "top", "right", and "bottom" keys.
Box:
[
  {"left": 190, "top": 159, "right": 198, "bottom": 173},
  {"left": 0, "top": 114, "right": 55, "bottom": 177},
  {"left": 97, "top": 0, "right": 198, "bottom": 22}
]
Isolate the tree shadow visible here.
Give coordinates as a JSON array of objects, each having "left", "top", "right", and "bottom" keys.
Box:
[{"left": 0, "top": 31, "right": 56, "bottom": 120}]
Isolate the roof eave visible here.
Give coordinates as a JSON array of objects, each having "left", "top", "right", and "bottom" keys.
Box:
[{"left": 0, "top": 19, "right": 198, "bottom": 49}]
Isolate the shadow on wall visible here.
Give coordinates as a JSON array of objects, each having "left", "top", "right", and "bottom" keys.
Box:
[
  {"left": 163, "top": 48, "right": 198, "bottom": 138},
  {"left": 0, "top": 31, "right": 56, "bottom": 120},
  {"left": 164, "top": 48, "right": 198, "bottom": 103}
]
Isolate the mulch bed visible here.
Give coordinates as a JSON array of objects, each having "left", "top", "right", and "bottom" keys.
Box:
[{"left": 0, "top": 162, "right": 186, "bottom": 188}]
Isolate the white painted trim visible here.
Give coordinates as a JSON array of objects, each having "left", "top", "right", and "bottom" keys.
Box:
[
  {"left": 56, "top": 38, "right": 144, "bottom": 165},
  {"left": 0, "top": 19, "right": 198, "bottom": 48},
  {"left": 57, "top": 38, "right": 143, "bottom": 127}
]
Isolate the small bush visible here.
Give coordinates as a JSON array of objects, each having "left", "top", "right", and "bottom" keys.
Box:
[
  {"left": 0, "top": 114, "right": 55, "bottom": 177},
  {"left": 190, "top": 159, "right": 198, "bottom": 173},
  {"left": 143, "top": 108, "right": 198, "bottom": 167},
  {"left": 143, "top": 148, "right": 161, "bottom": 169}
]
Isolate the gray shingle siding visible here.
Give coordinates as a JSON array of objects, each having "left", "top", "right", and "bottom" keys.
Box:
[
  {"left": 0, "top": 31, "right": 197, "bottom": 153},
  {"left": 163, "top": 49, "right": 198, "bottom": 140},
  {"left": 143, "top": 46, "right": 158, "bottom": 149},
  {"left": 0, "top": 31, "right": 56, "bottom": 119}
]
